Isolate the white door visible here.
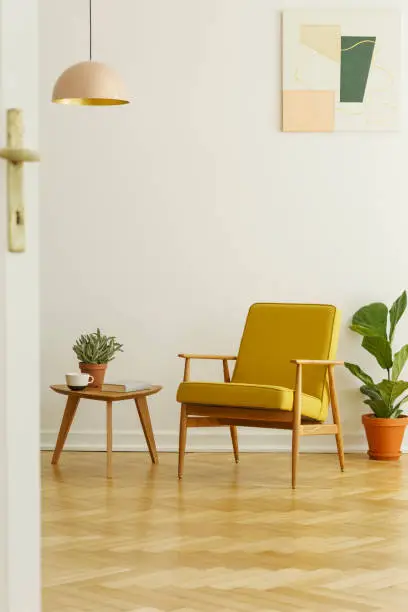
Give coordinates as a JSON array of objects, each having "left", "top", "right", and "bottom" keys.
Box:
[{"left": 0, "top": 0, "right": 40, "bottom": 610}]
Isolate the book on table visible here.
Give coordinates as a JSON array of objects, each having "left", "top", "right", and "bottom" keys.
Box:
[{"left": 104, "top": 381, "right": 152, "bottom": 392}]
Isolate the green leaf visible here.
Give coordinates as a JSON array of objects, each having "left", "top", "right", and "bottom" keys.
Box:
[
  {"left": 394, "top": 394, "right": 408, "bottom": 413},
  {"left": 389, "top": 291, "right": 407, "bottom": 342},
  {"left": 350, "top": 302, "right": 388, "bottom": 338},
  {"left": 362, "top": 336, "right": 393, "bottom": 370},
  {"left": 344, "top": 363, "right": 374, "bottom": 386},
  {"left": 363, "top": 398, "right": 389, "bottom": 418},
  {"left": 392, "top": 344, "right": 408, "bottom": 380},
  {"left": 391, "top": 409, "right": 403, "bottom": 419},
  {"left": 375, "top": 380, "right": 394, "bottom": 408},
  {"left": 360, "top": 385, "right": 382, "bottom": 401},
  {"left": 376, "top": 379, "right": 408, "bottom": 408},
  {"left": 391, "top": 379, "right": 407, "bottom": 400},
  {"left": 388, "top": 405, "right": 404, "bottom": 418},
  {"left": 362, "top": 381, "right": 408, "bottom": 417}
]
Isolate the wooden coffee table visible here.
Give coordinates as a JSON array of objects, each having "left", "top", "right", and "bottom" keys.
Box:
[{"left": 50, "top": 384, "right": 162, "bottom": 478}]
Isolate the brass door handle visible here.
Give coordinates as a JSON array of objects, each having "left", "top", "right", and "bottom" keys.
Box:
[{"left": 0, "top": 109, "right": 40, "bottom": 252}]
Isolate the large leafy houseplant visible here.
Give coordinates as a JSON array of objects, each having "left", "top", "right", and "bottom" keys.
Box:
[{"left": 345, "top": 291, "right": 408, "bottom": 419}]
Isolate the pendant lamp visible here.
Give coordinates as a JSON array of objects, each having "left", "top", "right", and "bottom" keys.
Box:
[{"left": 52, "top": 0, "right": 129, "bottom": 106}]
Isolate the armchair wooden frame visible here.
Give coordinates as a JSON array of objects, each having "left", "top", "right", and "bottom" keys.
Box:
[{"left": 178, "top": 354, "right": 344, "bottom": 488}]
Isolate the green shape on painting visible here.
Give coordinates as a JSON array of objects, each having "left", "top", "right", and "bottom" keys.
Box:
[{"left": 340, "top": 36, "right": 376, "bottom": 103}]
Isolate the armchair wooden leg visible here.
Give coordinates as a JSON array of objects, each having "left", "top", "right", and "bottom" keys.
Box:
[
  {"left": 291, "top": 431, "right": 300, "bottom": 489},
  {"left": 328, "top": 366, "right": 345, "bottom": 472},
  {"left": 230, "top": 426, "right": 239, "bottom": 463},
  {"left": 178, "top": 404, "right": 188, "bottom": 479},
  {"left": 223, "top": 359, "right": 239, "bottom": 464},
  {"left": 292, "top": 364, "right": 302, "bottom": 489}
]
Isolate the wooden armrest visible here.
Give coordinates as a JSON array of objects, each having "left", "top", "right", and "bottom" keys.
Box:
[
  {"left": 290, "top": 360, "right": 344, "bottom": 366},
  {"left": 178, "top": 354, "right": 237, "bottom": 360},
  {"left": 179, "top": 354, "right": 237, "bottom": 382}
]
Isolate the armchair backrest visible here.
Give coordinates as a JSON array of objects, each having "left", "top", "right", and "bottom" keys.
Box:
[{"left": 232, "top": 303, "right": 341, "bottom": 403}]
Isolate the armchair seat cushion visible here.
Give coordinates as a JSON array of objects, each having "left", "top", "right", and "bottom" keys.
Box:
[{"left": 177, "top": 382, "right": 323, "bottom": 421}]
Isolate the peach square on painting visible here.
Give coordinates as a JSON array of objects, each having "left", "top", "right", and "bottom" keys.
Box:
[{"left": 282, "top": 90, "right": 335, "bottom": 132}]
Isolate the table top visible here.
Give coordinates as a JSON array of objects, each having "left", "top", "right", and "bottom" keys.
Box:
[{"left": 50, "top": 384, "right": 162, "bottom": 402}]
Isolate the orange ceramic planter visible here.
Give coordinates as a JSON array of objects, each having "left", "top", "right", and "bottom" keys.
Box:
[
  {"left": 362, "top": 413, "right": 408, "bottom": 461},
  {"left": 79, "top": 363, "right": 107, "bottom": 389}
]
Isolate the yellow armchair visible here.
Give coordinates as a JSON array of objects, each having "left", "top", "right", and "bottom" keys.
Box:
[{"left": 177, "top": 303, "right": 344, "bottom": 488}]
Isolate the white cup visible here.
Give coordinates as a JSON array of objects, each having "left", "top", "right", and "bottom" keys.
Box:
[{"left": 65, "top": 372, "right": 94, "bottom": 390}]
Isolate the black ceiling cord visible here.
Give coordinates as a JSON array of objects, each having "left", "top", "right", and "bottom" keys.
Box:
[{"left": 89, "top": 0, "right": 93, "bottom": 61}]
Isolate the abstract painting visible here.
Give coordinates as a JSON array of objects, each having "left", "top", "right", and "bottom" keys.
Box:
[{"left": 282, "top": 10, "right": 401, "bottom": 132}]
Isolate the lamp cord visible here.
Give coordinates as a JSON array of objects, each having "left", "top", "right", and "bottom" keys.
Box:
[{"left": 89, "top": 0, "right": 92, "bottom": 61}]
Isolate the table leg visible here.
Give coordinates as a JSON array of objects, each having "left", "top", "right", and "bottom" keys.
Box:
[
  {"left": 106, "top": 401, "right": 113, "bottom": 479},
  {"left": 51, "top": 396, "right": 80, "bottom": 465},
  {"left": 135, "top": 396, "right": 158, "bottom": 464}
]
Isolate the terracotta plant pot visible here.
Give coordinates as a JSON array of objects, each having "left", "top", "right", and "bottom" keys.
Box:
[
  {"left": 79, "top": 363, "right": 107, "bottom": 389},
  {"left": 362, "top": 413, "right": 408, "bottom": 461}
]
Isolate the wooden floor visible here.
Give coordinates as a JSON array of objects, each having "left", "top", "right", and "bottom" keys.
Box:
[{"left": 42, "top": 451, "right": 408, "bottom": 612}]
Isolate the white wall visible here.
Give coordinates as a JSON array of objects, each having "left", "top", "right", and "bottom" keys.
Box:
[
  {"left": 0, "top": 0, "right": 40, "bottom": 609},
  {"left": 40, "top": 0, "right": 408, "bottom": 453}
]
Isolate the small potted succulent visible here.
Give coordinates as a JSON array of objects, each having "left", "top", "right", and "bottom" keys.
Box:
[
  {"left": 345, "top": 291, "right": 408, "bottom": 460},
  {"left": 73, "top": 328, "right": 123, "bottom": 389}
]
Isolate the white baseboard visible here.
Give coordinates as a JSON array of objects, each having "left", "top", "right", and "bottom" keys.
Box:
[{"left": 41, "top": 429, "right": 372, "bottom": 453}]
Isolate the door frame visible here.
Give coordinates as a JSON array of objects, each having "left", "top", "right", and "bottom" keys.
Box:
[{"left": 0, "top": 0, "right": 41, "bottom": 609}]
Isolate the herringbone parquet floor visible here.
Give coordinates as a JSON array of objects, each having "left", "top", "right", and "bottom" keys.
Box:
[{"left": 42, "top": 451, "right": 408, "bottom": 611}]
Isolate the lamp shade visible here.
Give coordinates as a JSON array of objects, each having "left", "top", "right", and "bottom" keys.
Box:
[{"left": 52, "top": 61, "right": 129, "bottom": 106}]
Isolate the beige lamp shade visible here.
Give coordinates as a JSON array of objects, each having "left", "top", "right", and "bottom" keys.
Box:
[{"left": 52, "top": 61, "right": 129, "bottom": 106}]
